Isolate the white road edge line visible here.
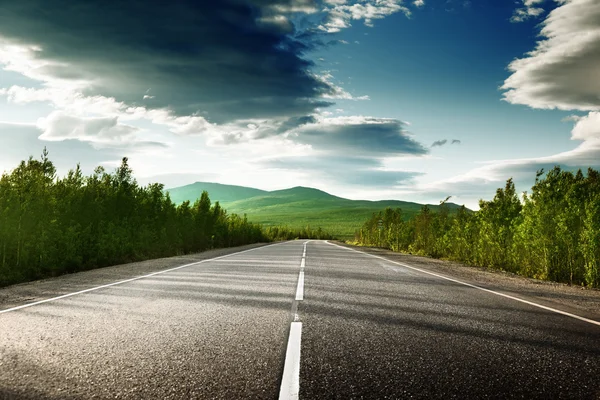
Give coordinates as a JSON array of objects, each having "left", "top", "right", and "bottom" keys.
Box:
[
  {"left": 0, "top": 241, "right": 287, "bottom": 315},
  {"left": 326, "top": 241, "right": 600, "bottom": 327},
  {"left": 279, "top": 321, "right": 302, "bottom": 400},
  {"left": 295, "top": 271, "right": 305, "bottom": 301}
]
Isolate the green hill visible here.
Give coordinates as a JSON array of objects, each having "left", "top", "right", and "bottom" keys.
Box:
[
  {"left": 166, "top": 182, "right": 267, "bottom": 204},
  {"left": 166, "top": 182, "right": 465, "bottom": 240}
]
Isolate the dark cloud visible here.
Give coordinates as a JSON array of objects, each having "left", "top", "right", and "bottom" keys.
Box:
[
  {"left": 294, "top": 118, "right": 428, "bottom": 156},
  {"left": 0, "top": 0, "right": 335, "bottom": 123},
  {"left": 431, "top": 139, "right": 461, "bottom": 147},
  {"left": 276, "top": 115, "right": 318, "bottom": 134},
  {"left": 263, "top": 155, "right": 423, "bottom": 187}
]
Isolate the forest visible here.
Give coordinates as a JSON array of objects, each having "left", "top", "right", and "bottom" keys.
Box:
[
  {"left": 0, "top": 151, "right": 331, "bottom": 287},
  {"left": 354, "top": 167, "right": 600, "bottom": 288}
]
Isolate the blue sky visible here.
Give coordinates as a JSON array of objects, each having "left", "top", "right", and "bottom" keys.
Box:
[{"left": 0, "top": 0, "right": 599, "bottom": 208}]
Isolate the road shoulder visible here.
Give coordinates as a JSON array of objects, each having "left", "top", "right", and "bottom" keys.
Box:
[
  {"left": 0, "top": 243, "right": 271, "bottom": 311},
  {"left": 333, "top": 241, "right": 600, "bottom": 322}
]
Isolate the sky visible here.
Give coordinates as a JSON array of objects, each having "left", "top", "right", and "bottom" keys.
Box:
[{"left": 0, "top": 0, "right": 599, "bottom": 209}]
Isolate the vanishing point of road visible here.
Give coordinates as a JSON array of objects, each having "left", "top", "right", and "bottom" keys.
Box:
[{"left": 1, "top": 240, "right": 599, "bottom": 399}]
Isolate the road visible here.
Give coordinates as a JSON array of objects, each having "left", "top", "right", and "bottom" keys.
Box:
[{"left": 1, "top": 240, "right": 599, "bottom": 399}]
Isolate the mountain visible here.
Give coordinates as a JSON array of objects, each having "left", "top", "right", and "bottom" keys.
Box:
[
  {"left": 166, "top": 182, "right": 268, "bottom": 204},
  {"left": 166, "top": 182, "right": 465, "bottom": 239}
]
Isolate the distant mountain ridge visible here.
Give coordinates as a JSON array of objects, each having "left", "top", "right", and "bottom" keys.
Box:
[
  {"left": 166, "top": 182, "right": 268, "bottom": 204},
  {"left": 166, "top": 182, "right": 465, "bottom": 239},
  {"left": 167, "top": 182, "right": 459, "bottom": 207}
]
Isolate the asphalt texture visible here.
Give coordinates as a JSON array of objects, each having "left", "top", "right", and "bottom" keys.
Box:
[{"left": 1, "top": 240, "right": 600, "bottom": 399}]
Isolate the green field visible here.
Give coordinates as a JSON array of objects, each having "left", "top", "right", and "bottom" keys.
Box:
[{"left": 167, "top": 182, "right": 463, "bottom": 240}]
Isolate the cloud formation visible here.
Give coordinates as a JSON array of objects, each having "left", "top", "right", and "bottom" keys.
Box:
[
  {"left": 571, "top": 112, "right": 600, "bottom": 141},
  {"left": 291, "top": 116, "right": 428, "bottom": 156},
  {"left": 37, "top": 111, "right": 167, "bottom": 150},
  {"left": 0, "top": 0, "right": 335, "bottom": 123},
  {"left": 431, "top": 139, "right": 461, "bottom": 147},
  {"left": 502, "top": 0, "right": 600, "bottom": 111},
  {"left": 319, "top": 0, "right": 416, "bottom": 33},
  {"left": 0, "top": 122, "right": 127, "bottom": 174},
  {"left": 511, "top": 0, "right": 546, "bottom": 23},
  {"left": 263, "top": 154, "right": 423, "bottom": 187},
  {"left": 202, "top": 114, "right": 429, "bottom": 158},
  {"left": 316, "top": 72, "right": 370, "bottom": 100},
  {"left": 277, "top": 115, "right": 318, "bottom": 134}
]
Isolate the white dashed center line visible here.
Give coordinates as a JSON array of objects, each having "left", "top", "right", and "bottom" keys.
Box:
[
  {"left": 279, "top": 321, "right": 302, "bottom": 400},
  {"left": 280, "top": 241, "right": 309, "bottom": 400},
  {"left": 295, "top": 271, "right": 305, "bottom": 301}
]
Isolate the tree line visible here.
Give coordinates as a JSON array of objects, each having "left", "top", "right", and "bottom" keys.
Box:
[
  {"left": 0, "top": 151, "right": 334, "bottom": 286},
  {"left": 354, "top": 166, "right": 600, "bottom": 288},
  {"left": 264, "top": 225, "right": 334, "bottom": 241}
]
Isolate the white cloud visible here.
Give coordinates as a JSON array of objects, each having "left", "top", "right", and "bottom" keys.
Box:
[
  {"left": 502, "top": 0, "right": 600, "bottom": 111},
  {"left": 257, "top": 14, "right": 294, "bottom": 33},
  {"left": 571, "top": 112, "right": 600, "bottom": 141},
  {"left": 319, "top": 0, "right": 412, "bottom": 32},
  {"left": 37, "top": 112, "right": 138, "bottom": 141},
  {"left": 0, "top": 85, "right": 52, "bottom": 103},
  {"left": 268, "top": 0, "right": 319, "bottom": 13},
  {"left": 0, "top": 85, "right": 126, "bottom": 116},
  {"left": 36, "top": 111, "right": 168, "bottom": 151},
  {"left": 511, "top": 0, "right": 546, "bottom": 23},
  {"left": 319, "top": 9, "right": 352, "bottom": 32},
  {"left": 0, "top": 83, "right": 218, "bottom": 139},
  {"left": 316, "top": 72, "right": 370, "bottom": 100},
  {"left": 413, "top": 0, "right": 425, "bottom": 7},
  {"left": 150, "top": 112, "right": 215, "bottom": 136}
]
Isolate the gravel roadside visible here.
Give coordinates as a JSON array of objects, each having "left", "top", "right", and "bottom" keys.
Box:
[
  {"left": 0, "top": 242, "right": 272, "bottom": 311},
  {"left": 335, "top": 241, "right": 600, "bottom": 323}
]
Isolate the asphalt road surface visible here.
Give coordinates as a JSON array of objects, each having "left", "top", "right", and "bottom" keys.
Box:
[{"left": 1, "top": 240, "right": 599, "bottom": 399}]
